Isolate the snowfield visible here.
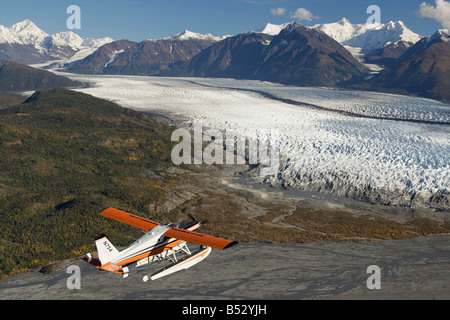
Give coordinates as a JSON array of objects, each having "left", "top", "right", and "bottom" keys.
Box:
[{"left": 66, "top": 74, "right": 450, "bottom": 209}]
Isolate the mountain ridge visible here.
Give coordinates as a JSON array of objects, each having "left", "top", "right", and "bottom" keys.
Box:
[
  {"left": 357, "top": 28, "right": 450, "bottom": 101},
  {"left": 2, "top": 18, "right": 449, "bottom": 102},
  {"left": 312, "top": 18, "right": 422, "bottom": 53},
  {"left": 0, "top": 19, "right": 113, "bottom": 63},
  {"left": 162, "top": 29, "right": 230, "bottom": 42},
  {"left": 67, "top": 37, "right": 219, "bottom": 75}
]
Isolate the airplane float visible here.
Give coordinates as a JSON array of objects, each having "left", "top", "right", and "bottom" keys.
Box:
[{"left": 82, "top": 207, "right": 237, "bottom": 281}]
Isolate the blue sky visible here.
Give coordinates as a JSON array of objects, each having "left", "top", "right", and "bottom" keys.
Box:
[{"left": 0, "top": 0, "right": 447, "bottom": 41}]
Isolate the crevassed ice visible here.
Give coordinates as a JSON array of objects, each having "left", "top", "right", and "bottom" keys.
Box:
[{"left": 69, "top": 74, "right": 450, "bottom": 207}]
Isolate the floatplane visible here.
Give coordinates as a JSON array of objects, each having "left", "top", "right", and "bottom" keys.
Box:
[{"left": 82, "top": 207, "right": 237, "bottom": 281}]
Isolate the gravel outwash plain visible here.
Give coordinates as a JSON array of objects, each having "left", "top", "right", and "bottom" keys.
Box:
[{"left": 0, "top": 235, "right": 449, "bottom": 300}]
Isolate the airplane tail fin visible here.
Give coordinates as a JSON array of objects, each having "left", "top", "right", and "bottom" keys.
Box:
[
  {"left": 82, "top": 236, "right": 128, "bottom": 277},
  {"left": 95, "top": 236, "right": 120, "bottom": 265}
]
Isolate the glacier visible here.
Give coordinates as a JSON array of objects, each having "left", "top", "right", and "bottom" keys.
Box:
[{"left": 65, "top": 74, "right": 449, "bottom": 209}]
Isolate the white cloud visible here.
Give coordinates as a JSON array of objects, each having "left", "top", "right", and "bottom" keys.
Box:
[
  {"left": 270, "top": 8, "right": 286, "bottom": 16},
  {"left": 290, "top": 8, "right": 319, "bottom": 21},
  {"left": 419, "top": 0, "right": 450, "bottom": 30}
]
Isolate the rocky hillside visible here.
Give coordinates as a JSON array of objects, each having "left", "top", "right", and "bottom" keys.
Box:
[
  {"left": 0, "top": 88, "right": 175, "bottom": 278},
  {"left": 68, "top": 37, "right": 218, "bottom": 75},
  {"left": 171, "top": 22, "right": 366, "bottom": 86},
  {"left": 0, "top": 60, "right": 82, "bottom": 92},
  {"left": 359, "top": 29, "right": 450, "bottom": 101}
]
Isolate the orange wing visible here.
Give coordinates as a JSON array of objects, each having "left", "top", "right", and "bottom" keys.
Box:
[
  {"left": 99, "top": 207, "right": 160, "bottom": 231},
  {"left": 164, "top": 227, "right": 237, "bottom": 250},
  {"left": 99, "top": 207, "right": 238, "bottom": 250}
]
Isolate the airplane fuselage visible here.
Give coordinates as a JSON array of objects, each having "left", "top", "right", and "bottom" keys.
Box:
[{"left": 114, "top": 223, "right": 198, "bottom": 266}]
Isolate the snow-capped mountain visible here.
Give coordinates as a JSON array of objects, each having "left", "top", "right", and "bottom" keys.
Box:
[
  {"left": 163, "top": 29, "right": 229, "bottom": 42},
  {"left": 5, "top": 19, "right": 49, "bottom": 47},
  {"left": 314, "top": 19, "right": 422, "bottom": 69},
  {"left": 310, "top": 18, "right": 368, "bottom": 43},
  {"left": 256, "top": 23, "right": 291, "bottom": 36},
  {"left": 311, "top": 18, "right": 422, "bottom": 53},
  {"left": 0, "top": 19, "right": 113, "bottom": 63},
  {"left": 176, "top": 22, "right": 365, "bottom": 86},
  {"left": 339, "top": 20, "right": 422, "bottom": 53},
  {"left": 437, "top": 28, "right": 450, "bottom": 42},
  {"left": 363, "top": 27, "right": 450, "bottom": 101},
  {"left": 257, "top": 18, "right": 421, "bottom": 60},
  {"left": 414, "top": 28, "right": 449, "bottom": 52}
]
